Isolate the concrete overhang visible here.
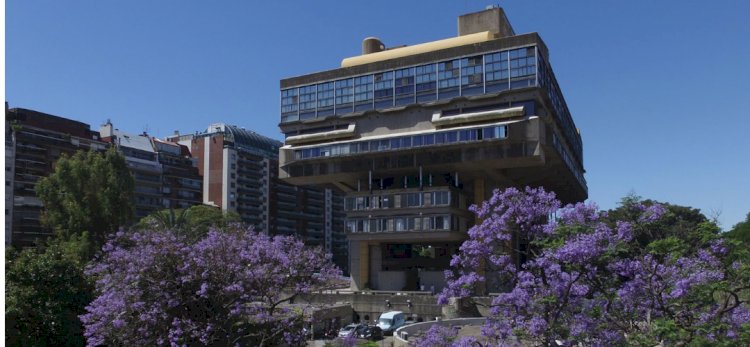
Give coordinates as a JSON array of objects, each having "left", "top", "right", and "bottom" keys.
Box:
[
  {"left": 431, "top": 106, "right": 525, "bottom": 128},
  {"left": 341, "top": 31, "right": 494, "bottom": 68},
  {"left": 285, "top": 124, "right": 356, "bottom": 146}
]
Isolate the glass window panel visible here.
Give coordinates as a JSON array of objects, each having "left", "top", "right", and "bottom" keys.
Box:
[
  {"left": 395, "top": 67, "right": 415, "bottom": 106},
  {"left": 354, "top": 75, "right": 373, "bottom": 111},
  {"left": 416, "top": 63, "right": 437, "bottom": 102},
  {"left": 401, "top": 137, "right": 411, "bottom": 148},
  {"left": 460, "top": 55, "right": 483, "bottom": 96},
  {"left": 281, "top": 88, "right": 299, "bottom": 118},
  {"left": 379, "top": 140, "right": 389, "bottom": 151},
  {"left": 459, "top": 129, "right": 471, "bottom": 141},
  {"left": 412, "top": 135, "right": 422, "bottom": 147},
  {"left": 435, "top": 133, "right": 445, "bottom": 144},
  {"left": 374, "top": 71, "right": 393, "bottom": 109},
  {"left": 483, "top": 127, "right": 496, "bottom": 139},
  {"left": 438, "top": 59, "right": 460, "bottom": 99},
  {"left": 446, "top": 131, "right": 458, "bottom": 143},
  {"left": 496, "top": 126, "right": 507, "bottom": 139},
  {"left": 317, "top": 81, "right": 334, "bottom": 109},
  {"left": 423, "top": 134, "right": 435, "bottom": 145},
  {"left": 299, "top": 85, "right": 316, "bottom": 111},
  {"left": 391, "top": 138, "right": 401, "bottom": 149}
]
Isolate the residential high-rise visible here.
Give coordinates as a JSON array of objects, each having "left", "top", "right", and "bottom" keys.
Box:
[
  {"left": 100, "top": 122, "right": 203, "bottom": 219},
  {"left": 4, "top": 108, "right": 204, "bottom": 248},
  {"left": 277, "top": 8, "right": 586, "bottom": 292},
  {"left": 177, "top": 124, "right": 348, "bottom": 272},
  {"left": 5, "top": 107, "right": 108, "bottom": 247}
]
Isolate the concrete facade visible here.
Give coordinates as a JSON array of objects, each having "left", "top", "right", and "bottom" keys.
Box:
[{"left": 278, "top": 8, "right": 587, "bottom": 293}]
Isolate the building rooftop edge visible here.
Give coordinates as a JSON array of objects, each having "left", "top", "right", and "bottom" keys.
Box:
[{"left": 280, "top": 32, "right": 547, "bottom": 89}]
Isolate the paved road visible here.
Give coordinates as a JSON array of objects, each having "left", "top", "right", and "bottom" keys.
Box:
[{"left": 306, "top": 336, "right": 395, "bottom": 347}]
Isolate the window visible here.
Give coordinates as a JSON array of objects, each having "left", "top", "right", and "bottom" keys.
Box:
[
  {"left": 317, "top": 81, "right": 334, "bottom": 117},
  {"left": 355, "top": 196, "right": 369, "bottom": 210},
  {"left": 374, "top": 72, "right": 394, "bottom": 109},
  {"left": 446, "top": 131, "right": 458, "bottom": 143},
  {"left": 434, "top": 215, "right": 450, "bottom": 230},
  {"left": 281, "top": 88, "right": 299, "bottom": 122},
  {"left": 354, "top": 75, "right": 373, "bottom": 112},
  {"left": 433, "top": 191, "right": 450, "bottom": 205},
  {"left": 381, "top": 195, "right": 393, "bottom": 209},
  {"left": 335, "top": 78, "right": 354, "bottom": 115},
  {"left": 401, "top": 137, "right": 412, "bottom": 148},
  {"left": 406, "top": 193, "right": 421, "bottom": 207},
  {"left": 415, "top": 63, "right": 437, "bottom": 102},
  {"left": 438, "top": 60, "right": 460, "bottom": 99},
  {"left": 461, "top": 55, "right": 483, "bottom": 96},
  {"left": 345, "top": 197, "right": 355, "bottom": 211},
  {"left": 412, "top": 135, "right": 423, "bottom": 147},
  {"left": 423, "top": 134, "right": 435, "bottom": 145},
  {"left": 298, "top": 85, "right": 317, "bottom": 120},
  {"left": 509, "top": 47, "right": 536, "bottom": 88},
  {"left": 395, "top": 218, "right": 405, "bottom": 231},
  {"left": 484, "top": 51, "right": 509, "bottom": 92},
  {"left": 407, "top": 217, "right": 416, "bottom": 231},
  {"left": 394, "top": 67, "right": 415, "bottom": 106}
]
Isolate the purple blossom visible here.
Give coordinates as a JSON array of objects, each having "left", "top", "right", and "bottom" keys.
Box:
[
  {"left": 436, "top": 187, "right": 749, "bottom": 346},
  {"left": 80, "top": 227, "right": 341, "bottom": 346}
]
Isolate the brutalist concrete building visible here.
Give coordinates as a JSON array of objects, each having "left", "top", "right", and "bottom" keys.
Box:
[{"left": 277, "top": 7, "right": 587, "bottom": 293}]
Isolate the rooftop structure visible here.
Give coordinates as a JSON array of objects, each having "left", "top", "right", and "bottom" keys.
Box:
[{"left": 278, "top": 7, "right": 586, "bottom": 292}]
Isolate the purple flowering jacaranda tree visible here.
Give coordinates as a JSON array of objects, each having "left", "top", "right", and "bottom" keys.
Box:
[
  {"left": 423, "top": 187, "right": 750, "bottom": 347},
  {"left": 80, "top": 226, "right": 341, "bottom": 346}
]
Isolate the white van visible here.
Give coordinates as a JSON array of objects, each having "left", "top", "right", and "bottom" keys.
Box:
[{"left": 376, "top": 311, "right": 406, "bottom": 334}]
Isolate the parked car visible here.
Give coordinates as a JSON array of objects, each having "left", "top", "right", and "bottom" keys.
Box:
[
  {"left": 338, "top": 324, "right": 364, "bottom": 338},
  {"left": 357, "top": 325, "right": 383, "bottom": 340},
  {"left": 376, "top": 311, "right": 406, "bottom": 335}
]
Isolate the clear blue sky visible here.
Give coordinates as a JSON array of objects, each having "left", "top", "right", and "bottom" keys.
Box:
[{"left": 7, "top": 1, "right": 750, "bottom": 230}]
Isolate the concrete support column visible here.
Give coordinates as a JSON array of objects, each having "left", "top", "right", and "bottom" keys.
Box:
[
  {"left": 359, "top": 242, "right": 369, "bottom": 289},
  {"left": 350, "top": 240, "right": 370, "bottom": 290},
  {"left": 474, "top": 178, "right": 487, "bottom": 295}
]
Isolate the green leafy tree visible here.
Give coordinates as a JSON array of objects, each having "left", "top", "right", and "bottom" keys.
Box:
[
  {"left": 35, "top": 148, "right": 135, "bottom": 246},
  {"left": 6, "top": 233, "right": 93, "bottom": 346},
  {"left": 134, "top": 204, "right": 241, "bottom": 241},
  {"left": 605, "top": 194, "right": 715, "bottom": 255},
  {"left": 725, "top": 212, "right": 750, "bottom": 245}
]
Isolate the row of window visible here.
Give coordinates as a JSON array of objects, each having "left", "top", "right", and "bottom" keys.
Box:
[
  {"left": 281, "top": 47, "right": 537, "bottom": 123},
  {"left": 551, "top": 133, "right": 586, "bottom": 189},
  {"left": 294, "top": 125, "right": 507, "bottom": 160},
  {"left": 346, "top": 214, "right": 455, "bottom": 233},
  {"left": 537, "top": 54, "right": 583, "bottom": 168},
  {"left": 344, "top": 191, "right": 452, "bottom": 211}
]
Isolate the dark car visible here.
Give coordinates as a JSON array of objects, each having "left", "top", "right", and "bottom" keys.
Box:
[
  {"left": 357, "top": 325, "right": 383, "bottom": 340},
  {"left": 338, "top": 324, "right": 366, "bottom": 338}
]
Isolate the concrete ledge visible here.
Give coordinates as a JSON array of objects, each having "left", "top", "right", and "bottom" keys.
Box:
[
  {"left": 431, "top": 106, "right": 525, "bottom": 127},
  {"left": 285, "top": 124, "right": 356, "bottom": 145}
]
